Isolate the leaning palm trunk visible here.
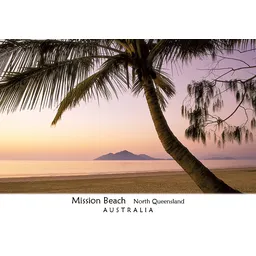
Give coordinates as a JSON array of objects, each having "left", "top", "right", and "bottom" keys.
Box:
[{"left": 143, "top": 78, "right": 240, "bottom": 193}]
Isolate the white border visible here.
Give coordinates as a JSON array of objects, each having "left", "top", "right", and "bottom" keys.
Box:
[
  {"left": 0, "top": 194, "right": 255, "bottom": 256},
  {"left": 0, "top": 0, "right": 255, "bottom": 38}
]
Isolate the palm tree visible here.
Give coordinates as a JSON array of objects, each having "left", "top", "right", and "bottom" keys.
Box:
[{"left": 0, "top": 39, "right": 241, "bottom": 193}]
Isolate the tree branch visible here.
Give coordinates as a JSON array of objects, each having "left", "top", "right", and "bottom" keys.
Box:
[{"left": 222, "top": 92, "right": 246, "bottom": 123}]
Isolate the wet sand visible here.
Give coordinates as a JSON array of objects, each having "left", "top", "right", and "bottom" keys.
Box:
[{"left": 0, "top": 168, "right": 256, "bottom": 193}]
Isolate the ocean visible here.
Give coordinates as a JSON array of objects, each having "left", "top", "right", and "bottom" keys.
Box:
[{"left": 0, "top": 160, "right": 256, "bottom": 178}]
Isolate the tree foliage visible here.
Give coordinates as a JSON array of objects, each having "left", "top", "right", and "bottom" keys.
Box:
[
  {"left": 0, "top": 39, "right": 238, "bottom": 123},
  {"left": 182, "top": 46, "right": 256, "bottom": 147}
]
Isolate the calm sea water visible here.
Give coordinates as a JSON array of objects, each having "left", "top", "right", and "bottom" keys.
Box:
[{"left": 0, "top": 160, "right": 256, "bottom": 178}]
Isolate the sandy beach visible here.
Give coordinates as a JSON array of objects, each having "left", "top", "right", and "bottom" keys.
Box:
[{"left": 0, "top": 167, "right": 255, "bottom": 193}]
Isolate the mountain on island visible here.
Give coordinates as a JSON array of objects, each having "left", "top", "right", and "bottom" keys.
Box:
[{"left": 94, "top": 150, "right": 169, "bottom": 160}]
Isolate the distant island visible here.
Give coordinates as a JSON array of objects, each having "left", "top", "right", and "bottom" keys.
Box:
[
  {"left": 94, "top": 151, "right": 240, "bottom": 161},
  {"left": 203, "top": 156, "right": 236, "bottom": 160},
  {"left": 94, "top": 150, "right": 171, "bottom": 161}
]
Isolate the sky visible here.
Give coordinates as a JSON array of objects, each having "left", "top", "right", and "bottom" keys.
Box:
[{"left": 0, "top": 47, "right": 256, "bottom": 160}]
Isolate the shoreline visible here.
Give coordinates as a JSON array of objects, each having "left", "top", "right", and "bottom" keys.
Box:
[
  {"left": 0, "top": 167, "right": 256, "bottom": 193},
  {"left": 0, "top": 167, "right": 256, "bottom": 183}
]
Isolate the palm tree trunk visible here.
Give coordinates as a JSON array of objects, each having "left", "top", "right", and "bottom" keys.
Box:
[{"left": 143, "top": 78, "right": 240, "bottom": 193}]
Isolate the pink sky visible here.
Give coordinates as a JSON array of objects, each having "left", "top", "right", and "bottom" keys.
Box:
[{"left": 0, "top": 50, "right": 255, "bottom": 160}]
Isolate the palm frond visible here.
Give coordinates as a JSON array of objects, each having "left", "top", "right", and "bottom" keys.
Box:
[
  {"left": 0, "top": 56, "right": 96, "bottom": 112},
  {"left": 131, "top": 77, "right": 144, "bottom": 96},
  {"left": 0, "top": 39, "right": 118, "bottom": 76},
  {"left": 0, "top": 38, "right": 132, "bottom": 113},
  {"left": 155, "top": 86, "right": 169, "bottom": 111},
  {"left": 153, "top": 71, "right": 175, "bottom": 111},
  {"left": 153, "top": 71, "right": 176, "bottom": 98},
  {"left": 51, "top": 54, "right": 128, "bottom": 125},
  {"left": 131, "top": 70, "right": 175, "bottom": 111},
  {"left": 148, "top": 39, "right": 239, "bottom": 69},
  {"left": 114, "top": 40, "right": 135, "bottom": 54}
]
